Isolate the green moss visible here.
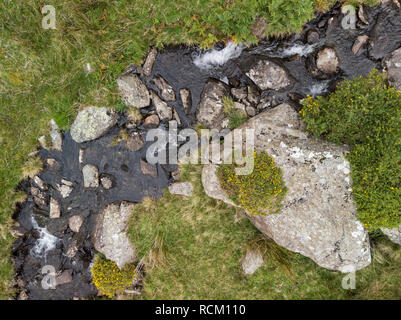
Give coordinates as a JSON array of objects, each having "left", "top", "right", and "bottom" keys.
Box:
[
  {"left": 218, "top": 151, "right": 287, "bottom": 215},
  {"left": 301, "top": 70, "right": 401, "bottom": 230},
  {"left": 91, "top": 256, "right": 136, "bottom": 298}
]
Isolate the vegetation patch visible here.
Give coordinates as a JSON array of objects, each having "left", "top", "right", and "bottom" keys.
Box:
[
  {"left": 301, "top": 70, "right": 401, "bottom": 230},
  {"left": 91, "top": 256, "right": 136, "bottom": 298},
  {"left": 222, "top": 96, "right": 248, "bottom": 129},
  {"left": 127, "top": 165, "right": 401, "bottom": 299},
  {"left": 218, "top": 151, "right": 287, "bottom": 215}
]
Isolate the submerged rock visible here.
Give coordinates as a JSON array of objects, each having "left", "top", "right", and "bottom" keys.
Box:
[
  {"left": 352, "top": 35, "right": 369, "bottom": 56},
  {"left": 93, "top": 202, "right": 137, "bottom": 269},
  {"left": 151, "top": 90, "right": 173, "bottom": 121},
  {"left": 49, "top": 197, "right": 61, "bottom": 219},
  {"left": 381, "top": 226, "right": 401, "bottom": 245},
  {"left": 140, "top": 159, "right": 158, "bottom": 178},
  {"left": 82, "top": 164, "right": 99, "bottom": 188},
  {"left": 242, "top": 249, "right": 264, "bottom": 275},
  {"left": 202, "top": 104, "right": 371, "bottom": 272},
  {"left": 317, "top": 47, "right": 339, "bottom": 75},
  {"left": 143, "top": 114, "right": 160, "bottom": 128},
  {"left": 245, "top": 59, "right": 292, "bottom": 91},
  {"left": 179, "top": 88, "right": 192, "bottom": 114},
  {"left": 383, "top": 47, "right": 401, "bottom": 91},
  {"left": 152, "top": 75, "right": 176, "bottom": 101},
  {"left": 69, "top": 215, "right": 84, "bottom": 233},
  {"left": 70, "top": 106, "right": 118, "bottom": 143},
  {"left": 117, "top": 74, "right": 150, "bottom": 108},
  {"left": 196, "top": 79, "right": 230, "bottom": 129},
  {"left": 168, "top": 182, "right": 193, "bottom": 197}
]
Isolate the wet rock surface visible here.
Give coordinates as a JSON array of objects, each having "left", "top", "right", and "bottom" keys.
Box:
[
  {"left": 383, "top": 47, "right": 401, "bottom": 90},
  {"left": 12, "top": 2, "right": 401, "bottom": 299}
]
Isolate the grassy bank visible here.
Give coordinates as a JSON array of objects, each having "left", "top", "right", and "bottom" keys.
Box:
[
  {"left": 128, "top": 165, "right": 401, "bottom": 299},
  {"left": 0, "top": 0, "right": 380, "bottom": 298}
]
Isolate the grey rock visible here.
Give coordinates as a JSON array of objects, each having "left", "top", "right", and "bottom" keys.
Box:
[
  {"left": 196, "top": 79, "right": 230, "bottom": 129},
  {"left": 242, "top": 249, "right": 264, "bottom": 275},
  {"left": 352, "top": 35, "right": 369, "bottom": 55},
  {"left": 70, "top": 106, "right": 118, "bottom": 143},
  {"left": 231, "top": 87, "right": 247, "bottom": 101},
  {"left": 69, "top": 215, "right": 84, "bottom": 233},
  {"left": 33, "top": 176, "right": 47, "bottom": 190},
  {"left": 100, "top": 175, "right": 113, "bottom": 190},
  {"left": 93, "top": 202, "right": 137, "bottom": 268},
  {"left": 140, "top": 159, "right": 157, "bottom": 178},
  {"left": 49, "top": 119, "right": 62, "bottom": 151},
  {"left": 143, "top": 114, "right": 160, "bottom": 128},
  {"left": 117, "top": 74, "right": 150, "bottom": 108},
  {"left": 246, "top": 59, "right": 292, "bottom": 91},
  {"left": 381, "top": 226, "right": 401, "bottom": 245},
  {"left": 82, "top": 164, "right": 99, "bottom": 188},
  {"left": 49, "top": 197, "right": 61, "bottom": 219},
  {"left": 143, "top": 47, "right": 157, "bottom": 77},
  {"left": 168, "top": 182, "right": 193, "bottom": 197},
  {"left": 383, "top": 47, "right": 401, "bottom": 91},
  {"left": 173, "top": 109, "right": 181, "bottom": 125},
  {"left": 151, "top": 90, "right": 172, "bottom": 121},
  {"left": 201, "top": 104, "right": 371, "bottom": 272},
  {"left": 56, "top": 182, "right": 73, "bottom": 199},
  {"left": 31, "top": 187, "right": 47, "bottom": 207},
  {"left": 153, "top": 75, "right": 176, "bottom": 101},
  {"left": 38, "top": 135, "right": 47, "bottom": 149},
  {"left": 317, "top": 47, "right": 339, "bottom": 75},
  {"left": 180, "top": 88, "right": 192, "bottom": 114},
  {"left": 358, "top": 5, "right": 369, "bottom": 25},
  {"left": 246, "top": 106, "right": 256, "bottom": 117}
]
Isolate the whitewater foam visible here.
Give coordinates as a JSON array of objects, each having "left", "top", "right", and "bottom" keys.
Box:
[
  {"left": 30, "top": 215, "right": 59, "bottom": 258},
  {"left": 193, "top": 42, "right": 245, "bottom": 70}
]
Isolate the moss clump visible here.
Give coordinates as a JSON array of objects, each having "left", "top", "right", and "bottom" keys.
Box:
[
  {"left": 91, "top": 257, "right": 136, "bottom": 298},
  {"left": 218, "top": 151, "right": 287, "bottom": 215},
  {"left": 301, "top": 70, "right": 401, "bottom": 230}
]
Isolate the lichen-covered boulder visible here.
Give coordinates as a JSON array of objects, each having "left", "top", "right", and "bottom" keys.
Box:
[
  {"left": 92, "top": 202, "right": 137, "bottom": 269},
  {"left": 70, "top": 106, "right": 117, "bottom": 143},
  {"left": 202, "top": 104, "right": 371, "bottom": 272},
  {"left": 245, "top": 59, "right": 292, "bottom": 91}
]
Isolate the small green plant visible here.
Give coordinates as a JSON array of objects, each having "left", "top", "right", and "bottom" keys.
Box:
[
  {"left": 222, "top": 96, "right": 248, "bottom": 130},
  {"left": 301, "top": 70, "right": 401, "bottom": 230},
  {"left": 91, "top": 256, "right": 136, "bottom": 298},
  {"left": 218, "top": 151, "right": 287, "bottom": 215}
]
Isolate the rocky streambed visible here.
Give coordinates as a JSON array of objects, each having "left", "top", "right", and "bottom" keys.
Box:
[{"left": 12, "top": 1, "right": 401, "bottom": 299}]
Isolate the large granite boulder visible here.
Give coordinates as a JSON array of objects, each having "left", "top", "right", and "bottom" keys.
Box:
[
  {"left": 245, "top": 59, "right": 292, "bottom": 91},
  {"left": 70, "top": 106, "right": 118, "bottom": 143},
  {"left": 92, "top": 202, "right": 137, "bottom": 269},
  {"left": 202, "top": 104, "right": 371, "bottom": 272},
  {"left": 196, "top": 79, "right": 230, "bottom": 129},
  {"left": 383, "top": 47, "right": 401, "bottom": 91}
]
